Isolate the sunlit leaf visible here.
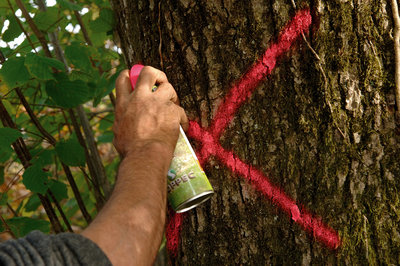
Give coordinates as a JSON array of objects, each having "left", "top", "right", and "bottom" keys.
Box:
[
  {"left": 55, "top": 137, "right": 85, "bottom": 167},
  {"left": 45, "top": 73, "right": 89, "bottom": 108}
]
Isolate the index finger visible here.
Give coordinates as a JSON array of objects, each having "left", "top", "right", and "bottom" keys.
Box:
[
  {"left": 135, "top": 66, "right": 168, "bottom": 95},
  {"left": 115, "top": 70, "right": 132, "bottom": 117},
  {"left": 115, "top": 70, "right": 131, "bottom": 102}
]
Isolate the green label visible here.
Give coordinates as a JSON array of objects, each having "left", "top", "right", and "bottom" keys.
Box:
[{"left": 167, "top": 131, "right": 213, "bottom": 210}]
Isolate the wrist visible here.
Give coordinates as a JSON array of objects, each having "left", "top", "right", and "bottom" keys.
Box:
[{"left": 124, "top": 140, "right": 175, "bottom": 160}]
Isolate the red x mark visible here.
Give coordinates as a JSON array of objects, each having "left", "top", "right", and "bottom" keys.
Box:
[{"left": 166, "top": 9, "right": 341, "bottom": 256}]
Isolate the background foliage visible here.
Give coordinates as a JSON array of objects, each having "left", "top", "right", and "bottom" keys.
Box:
[{"left": 0, "top": 0, "right": 124, "bottom": 238}]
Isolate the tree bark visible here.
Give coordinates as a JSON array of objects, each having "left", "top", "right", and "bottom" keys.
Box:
[{"left": 111, "top": 0, "right": 400, "bottom": 264}]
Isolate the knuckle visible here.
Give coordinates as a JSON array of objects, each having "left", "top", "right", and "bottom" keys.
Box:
[
  {"left": 141, "top": 66, "right": 167, "bottom": 81},
  {"left": 141, "top": 66, "right": 156, "bottom": 75},
  {"left": 158, "top": 71, "right": 168, "bottom": 81}
]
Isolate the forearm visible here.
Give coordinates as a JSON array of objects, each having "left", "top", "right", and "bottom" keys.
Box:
[{"left": 82, "top": 142, "right": 173, "bottom": 266}]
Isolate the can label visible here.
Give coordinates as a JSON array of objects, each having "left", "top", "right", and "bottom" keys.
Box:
[{"left": 167, "top": 127, "right": 213, "bottom": 212}]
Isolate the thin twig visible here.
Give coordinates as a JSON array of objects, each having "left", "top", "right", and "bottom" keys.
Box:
[
  {"left": 69, "top": 110, "right": 105, "bottom": 209},
  {"left": 88, "top": 108, "right": 114, "bottom": 119},
  {"left": 290, "top": 0, "right": 346, "bottom": 140},
  {"left": 47, "top": 189, "right": 73, "bottom": 232},
  {"left": 0, "top": 216, "right": 16, "bottom": 238},
  {"left": 0, "top": 100, "right": 64, "bottom": 233},
  {"left": 4, "top": 168, "right": 24, "bottom": 194},
  {"left": 37, "top": 0, "right": 112, "bottom": 199},
  {"left": 16, "top": 88, "right": 56, "bottom": 144},
  {"left": 70, "top": 2, "right": 115, "bottom": 108},
  {"left": 38, "top": 194, "right": 64, "bottom": 233},
  {"left": 15, "top": 0, "right": 51, "bottom": 57},
  {"left": 391, "top": 0, "right": 400, "bottom": 121},
  {"left": 61, "top": 110, "right": 73, "bottom": 133},
  {"left": 109, "top": 92, "right": 116, "bottom": 108},
  {"left": 6, "top": 203, "right": 18, "bottom": 217},
  {"left": 72, "top": 3, "right": 92, "bottom": 46},
  {"left": 15, "top": 0, "right": 94, "bottom": 221},
  {"left": 16, "top": 89, "right": 92, "bottom": 224},
  {"left": 76, "top": 105, "right": 111, "bottom": 197},
  {"left": 6, "top": 0, "right": 37, "bottom": 53}
]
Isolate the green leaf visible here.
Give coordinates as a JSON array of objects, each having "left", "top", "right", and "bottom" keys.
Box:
[
  {"left": 64, "top": 198, "right": 79, "bottom": 218},
  {"left": 55, "top": 137, "right": 85, "bottom": 166},
  {"left": 45, "top": 73, "right": 89, "bottom": 108},
  {"left": 89, "top": 31, "right": 107, "bottom": 47},
  {"left": 0, "top": 57, "right": 30, "bottom": 89},
  {"left": 24, "top": 194, "right": 41, "bottom": 212},
  {"left": 14, "top": 34, "right": 39, "bottom": 54},
  {"left": 65, "top": 43, "right": 92, "bottom": 71},
  {"left": 31, "top": 149, "right": 55, "bottom": 167},
  {"left": 0, "top": 47, "right": 12, "bottom": 60},
  {"left": 93, "top": 71, "right": 120, "bottom": 106},
  {"left": 0, "top": 127, "right": 22, "bottom": 146},
  {"left": 4, "top": 217, "right": 50, "bottom": 237},
  {"left": 0, "top": 99, "right": 15, "bottom": 115},
  {"left": 33, "top": 7, "right": 64, "bottom": 32},
  {"left": 0, "top": 166, "right": 4, "bottom": 185},
  {"left": 22, "top": 164, "right": 50, "bottom": 194},
  {"left": 69, "top": 70, "right": 93, "bottom": 82},
  {"left": 0, "top": 147, "right": 13, "bottom": 163},
  {"left": 2, "top": 15, "right": 23, "bottom": 42},
  {"left": 98, "top": 113, "right": 114, "bottom": 131},
  {"left": 57, "top": 0, "right": 82, "bottom": 11},
  {"left": 0, "top": 128, "right": 22, "bottom": 163},
  {"left": 24, "top": 53, "right": 64, "bottom": 80},
  {"left": 89, "top": 9, "right": 114, "bottom": 33},
  {"left": 48, "top": 180, "right": 68, "bottom": 201},
  {"left": 0, "top": 192, "right": 8, "bottom": 205},
  {"left": 97, "top": 132, "right": 113, "bottom": 143}
]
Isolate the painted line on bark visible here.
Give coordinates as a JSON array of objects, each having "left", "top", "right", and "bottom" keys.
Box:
[{"left": 166, "top": 9, "right": 341, "bottom": 256}]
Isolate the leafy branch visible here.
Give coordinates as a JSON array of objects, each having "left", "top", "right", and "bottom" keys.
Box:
[{"left": 0, "top": 0, "right": 123, "bottom": 236}]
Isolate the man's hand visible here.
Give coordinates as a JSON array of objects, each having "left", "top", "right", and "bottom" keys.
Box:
[
  {"left": 82, "top": 66, "right": 188, "bottom": 266},
  {"left": 113, "top": 66, "right": 188, "bottom": 157}
]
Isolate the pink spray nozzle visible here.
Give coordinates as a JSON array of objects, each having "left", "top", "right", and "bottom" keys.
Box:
[{"left": 129, "top": 64, "right": 144, "bottom": 91}]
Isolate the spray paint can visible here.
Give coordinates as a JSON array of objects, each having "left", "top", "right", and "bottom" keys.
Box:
[{"left": 129, "top": 65, "right": 213, "bottom": 213}]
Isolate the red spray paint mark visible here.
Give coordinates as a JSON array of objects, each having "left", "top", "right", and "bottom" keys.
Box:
[
  {"left": 166, "top": 208, "right": 186, "bottom": 257},
  {"left": 166, "top": 9, "right": 341, "bottom": 256}
]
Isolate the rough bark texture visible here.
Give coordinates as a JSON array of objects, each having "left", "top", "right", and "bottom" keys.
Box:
[{"left": 111, "top": 0, "right": 400, "bottom": 264}]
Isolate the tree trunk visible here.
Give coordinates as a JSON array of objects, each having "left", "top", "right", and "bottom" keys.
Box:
[{"left": 111, "top": 0, "right": 400, "bottom": 264}]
